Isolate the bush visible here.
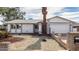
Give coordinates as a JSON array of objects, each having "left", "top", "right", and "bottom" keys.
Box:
[{"left": 0, "top": 31, "right": 9, "bottom": 38}]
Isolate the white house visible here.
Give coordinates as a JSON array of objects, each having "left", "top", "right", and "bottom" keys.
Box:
[
  {"left": 5, "top": 16, "right": 79, "bottom": 34},
  {"left": 5, "top": 20, "right": 42, "bottom": 34}
]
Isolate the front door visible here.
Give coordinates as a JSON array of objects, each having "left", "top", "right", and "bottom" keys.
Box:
[{"left": 34, "top": 24, "right": 38, "bottom": 34}]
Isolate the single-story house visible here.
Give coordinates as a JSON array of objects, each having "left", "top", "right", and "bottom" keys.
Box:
[
  {"left": 47, "top": 16, "right": 77, "bottom": 34},
  {"left": 5, "top": 16, "right": 79, "bottom": 34},
  {"left": 5, "top": 20, "right": 42, "bottom": 34}
]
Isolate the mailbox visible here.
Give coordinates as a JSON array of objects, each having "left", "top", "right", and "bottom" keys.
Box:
[{"left": 74, "top": 36, "right": 79, "bottom": 43}]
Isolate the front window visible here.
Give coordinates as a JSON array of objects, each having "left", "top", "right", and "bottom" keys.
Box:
[
  {"left": 11, "top": 24, "right": 16, "bottom": 29},
  {"left": 16, "top": 24, "right": 21, "bottom": 29},
  {"left": 11, "top": 24, "right": 21, "bottom": 29}
]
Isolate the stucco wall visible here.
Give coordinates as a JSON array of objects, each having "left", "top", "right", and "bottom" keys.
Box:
[
  {"left": 7, "top": 24, "right": 34, "bottom": 33},
  {"left": 47, "top": 17, "right": 74, "bottom": 34},
  {"left": 7, "top": 24, "right": 11, "bottom": 32},
  {"left": 38, "top": 23, "right": 42, "bottom": 34}
]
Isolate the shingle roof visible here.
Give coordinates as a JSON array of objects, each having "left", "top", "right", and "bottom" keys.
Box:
[
  {"left": 73, "top": 23, "right": 79, "bottom": 26},
  {"left": 5, "top": 19, "right": 42, "bottom": 24},
  {"left": 47, "top": 16, "right": 77, "bottom": 23}
]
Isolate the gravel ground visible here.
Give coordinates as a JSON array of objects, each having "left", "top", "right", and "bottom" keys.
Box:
[
  {"left": 9, "top": 35, "right": 39, "bottom": 51},
  {"left": 8, "top": 35, "right": 65, "bottom": 51},
  {"left": 41, "top": 38, "right": 65, "bottom": 51}
]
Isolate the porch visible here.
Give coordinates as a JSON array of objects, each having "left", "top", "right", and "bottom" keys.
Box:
[{"left": 7, "top": 23, "right": 42, "bottom": 34}]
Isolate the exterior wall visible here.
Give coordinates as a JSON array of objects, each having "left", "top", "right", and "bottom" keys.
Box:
[
  {"left": 47, "top": 22, "right": 50, "bottom": 34},
  {"left": 7, "top": 24, "right": 34, "bottom": 33},
  {"left": 10, "top": 29, "right": 16, "bottom": 33},
  {"left": 7, "top": 24, "right": 11, "bottom": 32},
  {"left": 38, "top": 23, "right": 42, "bottom": 34},
  {"left": 69, "top": 24, "right": 73, "bottom": 32},
  {"left": 68, "top": 32, "right": 79, "bottom": 51},
  {"left": 73, "top": 26, "right": 79, "bottom": 32},
  {"left": 16, "top": 29, "right": 21, "bottom": 33},
  {"left": 47, "top": 17, "right": 74, "bottom": 34},
  {"left": 73, "top": 28, "right": 77, "bottom": 32}
]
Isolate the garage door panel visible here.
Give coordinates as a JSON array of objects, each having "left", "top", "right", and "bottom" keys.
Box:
[
  {"left": 50, "top": 23, "right": 70, "bottom": 33},
  {"left": 22, "top": 24, "right": 34, "bottom": 33}
]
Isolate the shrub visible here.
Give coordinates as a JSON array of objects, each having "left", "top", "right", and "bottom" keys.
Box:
[{"left": 0, "top": 31, "right": 9, "bottom": 38}]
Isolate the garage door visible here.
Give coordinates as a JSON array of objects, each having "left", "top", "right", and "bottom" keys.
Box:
[
  {"left": 50, "top": 23, "right": 70, "bottom": 33},
  {"left": 22, "top": 24, "right": 34, "bottom": 33}
]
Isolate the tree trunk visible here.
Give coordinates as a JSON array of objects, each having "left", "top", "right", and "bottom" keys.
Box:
[{"left": 42, "top": 7, "right": 47, "bottom": 35}]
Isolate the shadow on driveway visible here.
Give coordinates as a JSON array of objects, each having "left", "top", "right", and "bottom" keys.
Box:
[{"left": 24, "top": 38, "right": 42, "bottom": 50}]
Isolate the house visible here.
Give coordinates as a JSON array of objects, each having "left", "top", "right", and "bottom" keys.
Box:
[
  {"left": 5, "top": 16, "right": 79, "bottom": 34},
  {"left": 73, "top": 23, "right": 79, "bottom": 32},
  {"left": 5, "top": 19, "right": 42, "bottom": 34}
]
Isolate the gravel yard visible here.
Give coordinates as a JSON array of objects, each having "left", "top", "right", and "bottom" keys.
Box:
[{"left": 8, "top": 35, "right": 65, "bottom": 51}]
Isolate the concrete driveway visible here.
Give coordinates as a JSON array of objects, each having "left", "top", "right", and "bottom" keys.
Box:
[{"left": 8, "top": 35, "right": 65, "bottom": 51}]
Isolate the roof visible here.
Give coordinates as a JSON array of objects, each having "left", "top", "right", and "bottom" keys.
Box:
[
  {"left": 5, "top": 19, "right": 42, "bottom": 24},
  {"left": 73, "top": 23, "right": 79, "bottom": 26},
  {"left": 5, "top": 16, "right": 79, "bottom": 25},
  {"left": 47, "top": 16, "right": 77, "bottom": 23}
]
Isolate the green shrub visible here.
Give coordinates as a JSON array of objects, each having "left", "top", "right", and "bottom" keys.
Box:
[{"left": 0, "top": 31, "right": 9, "bottom": 38}]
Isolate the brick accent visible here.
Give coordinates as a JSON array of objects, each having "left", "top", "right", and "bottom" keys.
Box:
[{"left": 68, "top": 32, "right": 79, "bottom": 51}]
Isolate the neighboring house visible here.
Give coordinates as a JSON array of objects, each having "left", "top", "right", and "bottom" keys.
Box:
[
  {"left": 73, "top": 23, "right": 79, "bottom": 32},
  {"left": 5, "top": 16, "right": 79, "bottom": 34},
  {"left": 47, "top": 16, "right": 78, "bottom": 34}
]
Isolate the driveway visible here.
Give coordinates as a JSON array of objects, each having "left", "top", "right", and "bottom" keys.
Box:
[{"left": 8, "top": 35, "right": 65, "bottom": 51}]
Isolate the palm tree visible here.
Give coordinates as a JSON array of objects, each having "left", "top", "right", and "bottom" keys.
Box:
[{"left": 42, "top": 7, "right": 47, "bottom": 35}]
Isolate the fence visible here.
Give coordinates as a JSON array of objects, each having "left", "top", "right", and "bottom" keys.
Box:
[{"left": 51, "top": 33, "right": 68, "bottom": 50}]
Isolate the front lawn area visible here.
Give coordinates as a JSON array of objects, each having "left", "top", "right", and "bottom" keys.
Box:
[
  {"left": 0, "top": 30, "right": 24, "bottom": 43},
  {"left": 0, "top": 36, "right": 24, "bottom": 43}
]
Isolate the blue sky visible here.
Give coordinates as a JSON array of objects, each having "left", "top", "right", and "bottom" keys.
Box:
[
  {"left": 62, "top": 7, "right": 79, "bottom": 12},
  {"left": 1, "top": 7, "right": 79, "bottom": 24},
  {"left": 21, "top": 7, "right": 79, "bottom": 21}
]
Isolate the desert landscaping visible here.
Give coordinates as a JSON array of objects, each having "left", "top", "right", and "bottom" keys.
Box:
[
  {"left": 4, "top": 35, "right": 65, "bottom": 51},
  {"left": 0, "top": 34, "right": 65, "bottom": 51}
]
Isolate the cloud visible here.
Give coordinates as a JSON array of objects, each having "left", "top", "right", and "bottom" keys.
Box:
[
  {"left": 47, "top": 7, "right": 63, "bottom": 18},
  {"left": 21, "top": 7, "right": 64, "bottom": 19},
  {"left": 21, "top": 7, "right": 79, "bottom": 22},
  {"left": 62, "top": 7, "right": 79, "bottom": 12},
  {"left": 53, "top": 7, "right": 79, "bottom": 22},
  {"left": 0, "top": 7, "right": 79, "bottom": 24},
  {"left": 21, "top": 7, "right": 42, "bottom": 19}
]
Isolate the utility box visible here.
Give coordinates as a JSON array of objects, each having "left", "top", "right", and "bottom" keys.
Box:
[{"left": 68, "top": 32, "right": 79, "bottom": 51}]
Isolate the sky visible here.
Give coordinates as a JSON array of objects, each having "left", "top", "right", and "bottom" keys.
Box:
[
  {"left": 21, "top": 7, "right": 79, "bottom": 21},
  {"left": 1, "top": 7, "right": 79, "bottom": 24}
]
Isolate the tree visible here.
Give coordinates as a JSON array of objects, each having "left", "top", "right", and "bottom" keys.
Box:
[
  {"left": 0, "top": 7, "right": 25, "bottom": 22},
  {"left": 42, "top": 7, "right": 47, "bottom": 34}
]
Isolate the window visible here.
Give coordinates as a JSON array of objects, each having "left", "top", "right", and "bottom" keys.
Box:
[
  {"left": 16, "top": 24, "right": 21, "bottom": 29},
  {"left": 11, "top": 24, "right": 21, "bottom": 29},
  {"left": 11, "top": 24, "right": 16, "bottom": 29}
]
